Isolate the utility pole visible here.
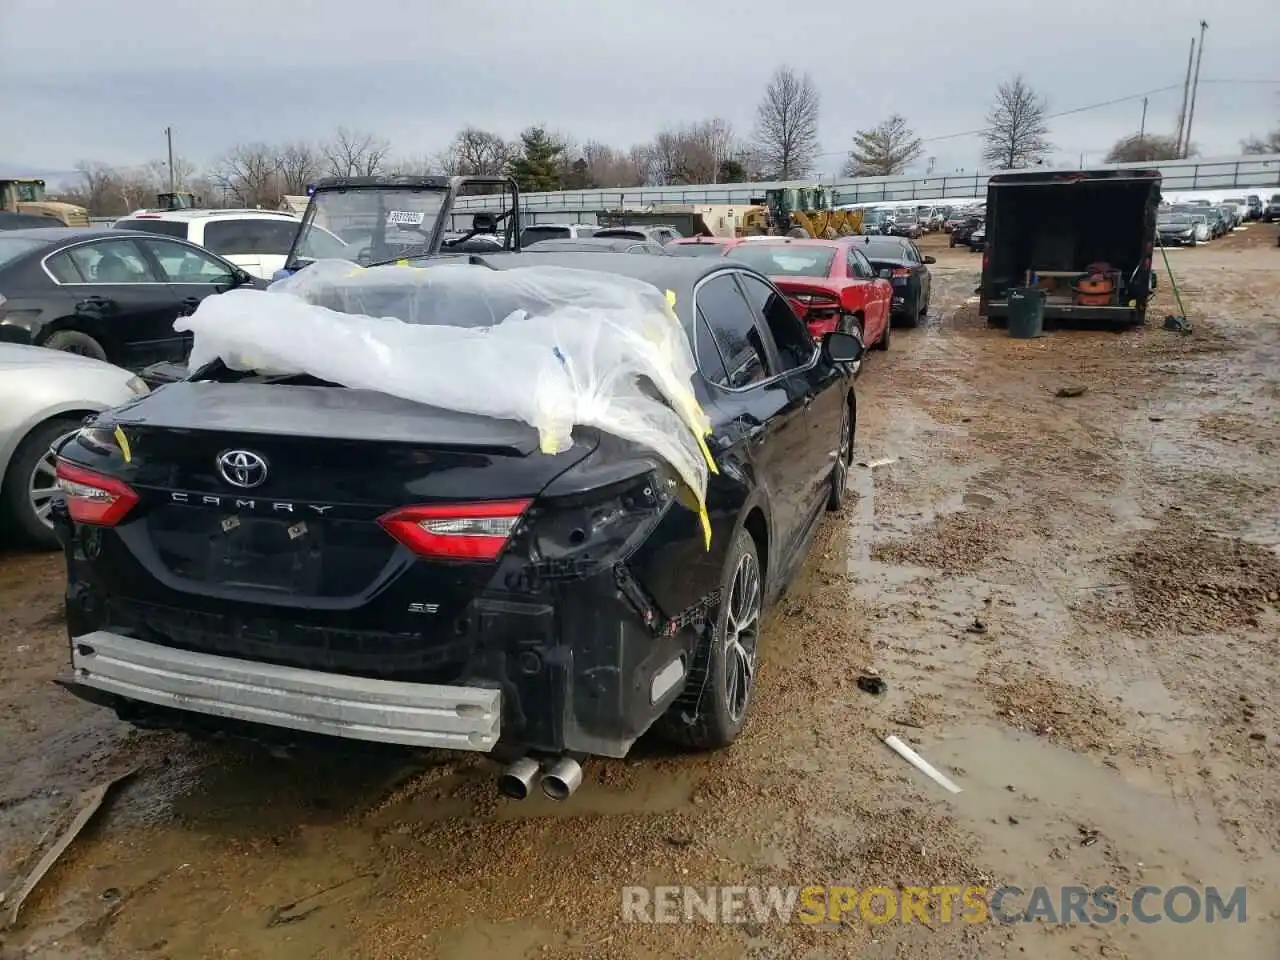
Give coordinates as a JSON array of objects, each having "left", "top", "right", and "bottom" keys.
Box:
[
  {"left": 1174, "top": 37, "right": 1195, "bottom": 153},
  {"left": 1182, "top": 20, "right": 1208, "bottom": 158},
  {"left": 165, "top": 126, "right": 176, "bottom": 193},
  {"left": 1139, "top": 97, "right": 1148, "bottom": 147}
]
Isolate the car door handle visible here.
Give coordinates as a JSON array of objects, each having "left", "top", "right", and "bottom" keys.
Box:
[
  {"left": 76, "top": 295, "right": 112, "bottom": 310},
  {"left": 178, "top": 296, "right": 202, "bottom": 316}
]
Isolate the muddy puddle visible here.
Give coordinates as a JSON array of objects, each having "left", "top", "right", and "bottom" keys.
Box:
[{"left": 2, "top": 237, "right": 1279, "bottom": 959}]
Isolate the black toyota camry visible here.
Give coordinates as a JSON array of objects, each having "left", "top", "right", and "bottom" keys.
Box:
[{"left": 50, "top": 253, "right": 862, "bottom": 801}]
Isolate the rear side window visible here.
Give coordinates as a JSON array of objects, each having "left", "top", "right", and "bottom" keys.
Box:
[
  {"left": 203, "top": 220, "right": 260, "bottom": 255},
  {"left": 695, "top": 274, "right": 770, "bottom": 389},
  {"left": 66, "top": 238, "right": 158, "bottom": 283},
  {"left": 848, "top": 249, "right": 875, "bottom": 279},
  {"left": 737, "top": 273, "right": 814, "bottom": 371},
  {"left": 45, "top": 250, "right": 83, "bottom": 282},
  {"left": 114, "top": 218, "right": 188, "bottom": 239}
]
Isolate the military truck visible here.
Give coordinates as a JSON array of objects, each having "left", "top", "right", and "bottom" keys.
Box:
[{"left": 0, "top": 178, "right": 90, "bottom": 226}]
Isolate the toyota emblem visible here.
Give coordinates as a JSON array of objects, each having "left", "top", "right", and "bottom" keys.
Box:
[{"left": 216, "top": 449, "right": 268, "bottom": 489}]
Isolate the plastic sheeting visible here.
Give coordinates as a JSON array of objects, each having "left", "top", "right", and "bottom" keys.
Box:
[{"left": 177, "top": 259, "right": 718, "bottom": 545}]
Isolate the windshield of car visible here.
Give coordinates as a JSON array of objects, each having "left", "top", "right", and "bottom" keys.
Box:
[
  {"left": 1159, "top": 215, "right": 1191, "bottom": 225},
  {"left": 289, "top": 187, "right": 446, "bottom": 265},
  {"left": 667, "top": 241, "right": 730, "bottom": 256},
  {"left": 726, "top": 244, "right": 835, "bottom": 277},
  {"left": 0, "top": 236, "right": 45, "bottom": 268}
]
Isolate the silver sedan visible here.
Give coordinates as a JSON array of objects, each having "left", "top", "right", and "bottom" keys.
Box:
[{"left": 0, "top": 343, "right": 149, "bottom": 548}]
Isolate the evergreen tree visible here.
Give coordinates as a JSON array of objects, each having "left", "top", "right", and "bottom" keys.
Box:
[{"left": 509, "top": 127, "right": 564, "bottom": 192}]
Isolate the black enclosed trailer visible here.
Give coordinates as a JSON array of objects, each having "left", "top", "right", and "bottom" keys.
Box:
[{"left": 978, "top": 169, "right": 1161, "bottom": 328}]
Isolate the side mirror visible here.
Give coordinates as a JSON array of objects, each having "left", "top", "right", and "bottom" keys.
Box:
[
  {"left": 823, "top": 330, "right": 864, "bottom": 364},
  {"left": 923, "top": 255, "right": 936, "bottom": 264},
  {"left": 234, "top": 268, "right": 256, "bottom": 286},
  {"left": 877, "top": 268, "right": 892, "bottom": 280}
]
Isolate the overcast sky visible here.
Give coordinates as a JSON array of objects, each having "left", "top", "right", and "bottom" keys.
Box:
[{"left": 2, "top": 0, "right": 1276, "bottom": 185}]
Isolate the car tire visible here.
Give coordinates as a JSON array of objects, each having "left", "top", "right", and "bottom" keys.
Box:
[
  {"left": 2, "top": 417, "right": 81, "bottom": 549},
  {"left": 840, "top": 312, "right": 863, "bottom": 340},
  {"left": 658, "top": 527, "right": 763, "bottom": 751},
  {"left": 827, "top": 403, "right": 852, "bottom": 512},
  {"left": 42, "top": 329, "right": 108, "bottom": 362},
  {"left": 898, "top": 293, "right": 920, "bottom": 328}
]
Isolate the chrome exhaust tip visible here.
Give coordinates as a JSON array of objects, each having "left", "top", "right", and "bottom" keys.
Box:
[
  {"left": 497, "top": 756, "right": 541, "bottom": 800},
  {"left": 540, "top": 756, "right": 584, "bottom": 801}
]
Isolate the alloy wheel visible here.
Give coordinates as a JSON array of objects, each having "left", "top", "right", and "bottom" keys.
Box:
[
  {"left": 29, "top": 432, "right": 74, "bottom": 530},
  {"left": 723, "top": 551, "right": 762, "bottom": 723}
]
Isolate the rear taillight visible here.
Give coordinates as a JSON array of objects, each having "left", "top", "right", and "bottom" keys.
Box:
[
  {"left": 891, "top": 268, "right": 910, "bottom": 278},
  {"left": 378, "top": 499, "right": 533, "bottom": 561},
  {"left": 54, "top": 460, "right": 139, "bottom": 526}
]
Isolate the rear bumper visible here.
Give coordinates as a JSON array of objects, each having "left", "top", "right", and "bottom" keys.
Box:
[
  {"left": 65, "top": 630, "right": 501, "bottom": 751},
  {"left": 985, "top": 301, "right": 1143, "bottom": 324}
]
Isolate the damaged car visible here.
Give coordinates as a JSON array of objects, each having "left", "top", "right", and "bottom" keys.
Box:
[{"left": 51, "top": 253, "right": 862, "bottom": 801}]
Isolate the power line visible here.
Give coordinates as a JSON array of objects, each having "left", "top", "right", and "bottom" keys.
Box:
[{"left": 815, "top": 78, "right": 1280, "bottom": 159}]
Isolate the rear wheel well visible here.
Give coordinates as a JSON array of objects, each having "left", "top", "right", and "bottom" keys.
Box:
[
  {"left": 38, "top": 318, "right": 116, "bottom": 355},
  {"left": 743, "top": 508, "right": 769, "bottom": 592}
]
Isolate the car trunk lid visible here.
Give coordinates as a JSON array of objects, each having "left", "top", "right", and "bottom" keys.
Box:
[{"left": 93, "top": 381, "right": 596, "bottom": 600}]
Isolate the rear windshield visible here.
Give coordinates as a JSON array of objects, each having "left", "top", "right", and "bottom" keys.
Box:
[
  {"left": 114, "top": 218, "right": 188, "bottom": 238},
  {"left": 520, "top": 226, "right": 571, "bottom": 245},
  {"left": 0, "top": 236, "right": 44, "bottom": 268},
  {"left": 667, "top": 241, "right": 729, "bottom": 257},
  {"left": 594, "top": 229, "right": 647, "bottom": 240},
  {"left": 855, "top": 238, "right": 911, "bottom": 258},
  {"left": 726, "top": 244, "right": 835, "bottom": 277}
]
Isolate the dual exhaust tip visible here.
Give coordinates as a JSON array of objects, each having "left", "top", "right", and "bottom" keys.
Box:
[{"left": 497, "top": 755, "right": 583, "bottom": 801}]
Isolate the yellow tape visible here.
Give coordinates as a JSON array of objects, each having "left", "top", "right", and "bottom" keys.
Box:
[{"left": 113, "top": 426, "right": 132, "bottom": 463}]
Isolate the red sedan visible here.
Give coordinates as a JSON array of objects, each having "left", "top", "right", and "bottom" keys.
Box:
[{"left": 723, "top": 238, "right": 893, "bottom": 350}]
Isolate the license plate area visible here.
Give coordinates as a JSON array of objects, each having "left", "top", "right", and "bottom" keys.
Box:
[{"left": 207, "top": 515, "right": 323, "bottom": 591}]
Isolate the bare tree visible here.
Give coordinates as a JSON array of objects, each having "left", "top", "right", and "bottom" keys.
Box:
[
  {"left": 982, "top": 76, "right": 1052, "bottom": 170},
  {"left": 277, "top": 142, "right": 321, "bottom": 193},
  {"left": 1104, "top": 133, "right": 1185, "bottom": 163},
  {"left": 580, "top": 141, "right": 645, "bottom": 188},
  {"left": 212, "top": 142, "right": 282, "bottom": 208},
  {"left": 753, "top": 65, "right": 821, "bottom": 180},
  {"left": 841, "top": 115, "right": 923, "bottom": 177},
  {"left": 320, "top": 127, "right": 391, "bottom": 177},
  {"left": 1241, "top": 129, "right": 1280, "bottom": 155},
  {"left": 72, "top": 161, "right": 122, "bottom": 214},
  {"left": 388, "top": 153, "right": 444, "bottom": 176},
  {"left": 440, "top": 127, "right": 514, "bottom": 176}
]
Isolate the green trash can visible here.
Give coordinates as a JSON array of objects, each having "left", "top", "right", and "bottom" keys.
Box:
[{"left": 1007, "top": 287, "right": 1045, "bottom": 339}]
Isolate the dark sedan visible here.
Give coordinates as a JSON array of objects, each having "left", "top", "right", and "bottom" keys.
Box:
[
  {"left": 0, "top": 227, "right": 258, "bottom": 370},
  {"left": 949, "top": 216, "right": 983, "bottom": 247},
  {"left": 52, "top": 252, "right": 862, "bottom": 794},
  {"left": 850, "top": 235, "right": 934, "bottom": 326}
]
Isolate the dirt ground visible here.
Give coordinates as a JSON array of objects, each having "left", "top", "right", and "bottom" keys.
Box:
[{"left": 2, "top": 221, "right": 1278, "bottom": 959}]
